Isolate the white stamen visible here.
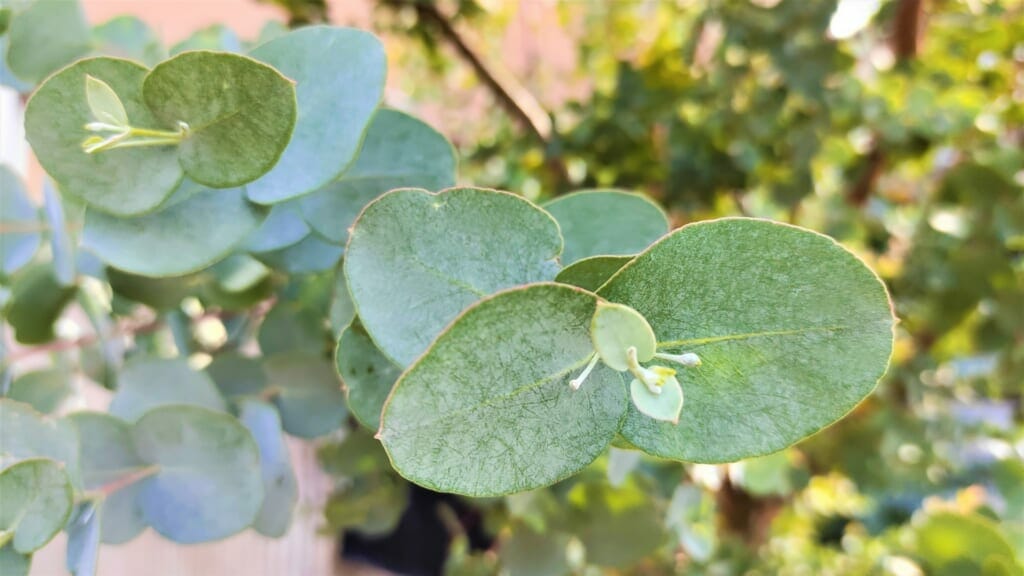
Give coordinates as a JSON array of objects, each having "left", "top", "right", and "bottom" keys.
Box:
[
  {"left": 569, "top": 353, "right": 600, "bottom": 390},
  {"left": 654, "top": 351, "right": 702, "bottom": 367}
]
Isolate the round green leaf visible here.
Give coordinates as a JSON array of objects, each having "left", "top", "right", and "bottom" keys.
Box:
[
  {"left": 24, "top": 58, "right": 184, "bottom": 216},
  {"left": 554, "top": 255, "right": 632, "bottom": 292},
  {"left": 298, "top": 109, "right": 457, "bottom": 242},
  {"left": 590, "top": 301, "right": 656, "bottom": 372},
  {"left": 336, "top": 321, "right": 401, "bottom": 430},
  {"left": 205, "top": 352, "right": 268, "bottom": 401},
  {"left": 66, "top": 412, "right": 148, "bottom": 545},
  {"left": 142, "top": 51, "right": 297, "bottom": 188},
  {"left": 630, "top": 376, "right": 683, "bottom": 424},
  {"left": 567, "top": 480, "right": 665, "bottom": 568},
  {"left": 242, "top": 203, "right": 310, "bottom": 253},
  {"left": 257, "top": 303, "right": 326, "bottom": 357},
  {"left": 0, "top": 545, "right": 30, "bottom": 576},
  {"left": 3, "top": 263, "right": 77, "bottom": 344},
  {"left": 92, "top": 15, "right": 166, "bottom": 67},
  {"left": 238, "top": 399, "right": 297, "bottom": 538},
  {"left": 543, "top": 190, "right": 669, "bottom": 265},
  {"left": 0, "top": 458, "right": 73, "bottom": 553},
  {"left": 498, "top": 523, "right": 571, "bottom": 576},
  {"left": 83, "top": 185, "right": 267, "bottom": 277},
  {"left": 246, "top": 26, "right": 387, "bottom": 203},
  {"left": 0, "top": 166, "right": 41, "bottom": 277},
  {"left": 345, "top": 187, "right": 562, "bottom": 366},
  {"left": 915, "top": 512, "right": 1019, "bottom": 574},
  {"left": 598, "top": 218, "right": 895, "bottom": 462},
  {"left": 109, "top": 358, "right": 226, "bottom": 421},
  {"left": 0, "top": 400, "right": 79, "bottom": 474},
  {"left": 253, "top": 233, "right": 343, "bottom": 274},
  {"left": 264, "top": 352, "right": 347, "bottom": 439},
  {"left": 379, "top": 283, "right": 627, "bottom": 496},
  {"left": 132, "top": 405, "right": 262, "bottom": 543},
  {"left": 7, "top": 369, "right": 72, "bottom": 415},
  {"left": 5, "top": 0, "right": 90, "bottom": 84}
]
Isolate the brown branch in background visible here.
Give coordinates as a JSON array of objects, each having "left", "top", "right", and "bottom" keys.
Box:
[
  {"left": 390, "top": 0, "right": 569, "bottom": 187},
  {"left": 846, "top": 0, "right": 926, "bottom": 206}
]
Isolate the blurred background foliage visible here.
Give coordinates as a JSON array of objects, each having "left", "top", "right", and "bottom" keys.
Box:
[
  {"left": 2, "top": 0, "right": 1022, "bottom": 574},
  {"left": 331, "top": 0, "right": 1022, "bottom": 573}
]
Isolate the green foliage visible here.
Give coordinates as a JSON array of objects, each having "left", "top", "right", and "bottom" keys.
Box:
[{"left": 6, "top": 1, "right": 1015, "bottom": 573}]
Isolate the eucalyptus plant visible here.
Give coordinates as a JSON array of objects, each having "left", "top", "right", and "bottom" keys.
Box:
[{"left": 0, "top": 4, "right": 900, "bottom": 575}]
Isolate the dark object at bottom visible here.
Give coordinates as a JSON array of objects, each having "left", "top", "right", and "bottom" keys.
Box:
[{"left": 341, "top": 485, "right": 492, "bottom": 576}]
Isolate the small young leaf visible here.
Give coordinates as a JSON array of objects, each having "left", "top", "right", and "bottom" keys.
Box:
[
  {"left": 3, "top": 264, "right": 77, "bottom": 345},
  {"left": 555, "top": 255, "right": 632, "bottom": 292},
  {"left": 247, "top": 26, "right": 387, "bottom": 203},
  {"left": 238, "top": 400, "right": 298, "bottom": 538},
  {"left": 66, "top": 412, "right": 148, "bottom": 545},
  {"left": 336, "top": 321, "right": 402, "bottom": 430},
  {"left": 25, "top": 58, "right": 184, "bottom": 216},
  {"left": 591, "top": 301, "right": 657, "bottom": 372},
  {"left": 345, "top": 187, "right": 562, "bottom": 366},
  {"left": 0, "top": 458, "right": 73, "bottom": 553},
  {"left": 629, "top": 375, "right": 683, "bottom": 424},
  {"left": 543, "top": 190, "right": 669, "bottom": 265},
  {"left": 142, "top": 51, "right": 297, "bottom": 188},
  {"left": 380, "top": 283, "right": 627, "bottom": 496},
  {"left": 84, "top": 74, "right": 128, "bottom": 127},
  {"left": 132, "top": 406, "right": 263, "bottom": 543},
  {"left": 298, "top": 109, "right": 457, "bottom": 243}
]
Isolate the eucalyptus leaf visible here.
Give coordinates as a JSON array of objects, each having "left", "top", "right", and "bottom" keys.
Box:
[
  {"left": 345, "top": 187, "right": 562, "bottom": 366},
  {"left": 205, "top": 352, "right": 268, "bottom": 401},
  {"left": 0, "top": 165, "right": 41, "bottom": 277},
  {"left": 42, "top": 181, "right": 76, "bottom": 286},
  {"left": 258, "top": 303, "right": 326, "bottom": 356},
  {"left": 84, "top": 74, "right": 128, "bottom": 127},
  {"left": 66, "top": 412, "right": 148, "bottom": 545},
  {"left": 590, "top": 301, "right": 656, "bottom": 372},
  {"left": 254, "top": 233, "right": 343, "bottom": 274},
  {"left": 380, "top": 283, "right": 627, "bottom": 496},
  {"left": 7, "top": 369, "right": 72, "bottom": 414},
  {"left": 554, "top": 255, "right": 632, "bottom": 292},
  {"left": 0, "top": 458, "right": 73, "bottom": 553},
  {"left": 499, "top": 523, "right": 571, "bottom": 576},
  {"left": 0, "top": 545, "right": 30, "bottom": 576},
  {"left": 109, "top": 358, "right": 226, "bottom": 422},
  {"left": 92, "top": 16, "right": 166, "bottom": 66},
  {"left": 330, "top": 265, "right": 355, "bottom": 333},
  {"left": 65, "top": 503, "right": 101, "bottom": 576},
  {"left": 238, "top": 399, "right": 297, "bottom": 538},
  {"left": 25, "top": 57, "right": 184, "bottom": 216},
  {"left": 336, "top": 321, "right": 401, "bottom": 430},
  {"left": 5, "top": 0, "right": 90, "bottom": 84},
  {"left": 567, "top": 480, "right": 664, "bottom": 568},
  {"left": 242, "top": 203, "right": 310, "bottom": 253},
  {"left": 543, "top": 190, "right": 669, "bottom": 265},
  {"left": 630, "top": 376, "right": 683, "bottom": 424},
  {"left": 211, "top": 253, "right": 270, "bottom": 293},
  {"left": 247, "top": 26, "right": 387, "bottom": 203},
  {"left": 0, "top": 400, "right": 79, "bottom": 472},
  {"left": 264, "top": 352, "right": 347, "bottom": 438},
  {"left": 3, "top": 263, "right": 77, "bottom": 345},
  {"left": 598, "top": 218, "right": 895, "bottom": 462},
  {"left": 83, "top": 186, "right": 267, "bottom": 277},
  {"left": 132, "top": 406, "right": 263, "bottom": 543},
  {"left": 169, "top": 24, "right": 241, "bottom": 55},
  {"left": 298, "top": 109, "right": 457, "bottom": 243},
  {"left": 142, "top": 51, "right": 297, "bottom": 188}
]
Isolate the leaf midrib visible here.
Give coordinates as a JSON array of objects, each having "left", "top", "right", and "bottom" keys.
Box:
[{"left": 656, "top": 324, "right": 854, "bottom": 350}]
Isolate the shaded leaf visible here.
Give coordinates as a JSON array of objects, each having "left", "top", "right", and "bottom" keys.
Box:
[
  {"left": 336, "top": 321, "right": 401, "bottom": 430},
  {"left": 544, "top": 190, "right": 669, "bottom": 265},
  {"left": 5, "top": 0, "right": 90, "bottom": 84},
  {"left": 205, "top": 352, "right": 268, "bottom": 402},
  {"left": 265, "top": 352, "right": 347, "bottom": 438},
  {"left": 6, "top": 369, "right": 72, "bottom": 414},
  {"left": 247, "top": 26, "right": 386, "bottom": 203},
  {"left": 238, "top": 399, "right": 297, "bottom": 538},
  {"left": 0, "top": 165, "right": 41, "bottom": 277},
  {"left": 3, "top": 264, "right": 77, "bottom": 344},
  {"left": 109, "top": 358, "right": 226, "bottom": 421},
  {"left": 65, "top": 503, "right": 101, "bottom": 576},
  {"left": 554, "top": 255, "right": 632, "bottom": 292},
  {"left": 299, "top": 109, "right": 456, "bottom": 242},
  {"left": 253, "top": 232, "right": 343, "bottom": 274}
]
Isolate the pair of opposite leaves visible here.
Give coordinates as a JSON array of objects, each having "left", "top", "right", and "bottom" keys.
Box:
[{"left": 341, "top": 187, "right": 896, "bottom": 497}]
